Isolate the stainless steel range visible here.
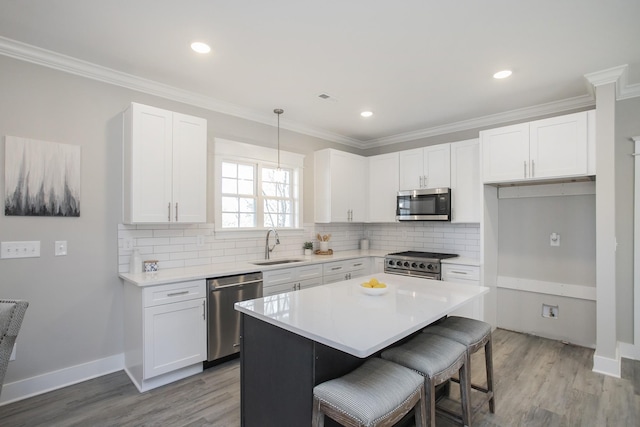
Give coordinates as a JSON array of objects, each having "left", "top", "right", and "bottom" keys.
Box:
[{"left": 384, "top": 251, "right": 458, "bottom": 280}]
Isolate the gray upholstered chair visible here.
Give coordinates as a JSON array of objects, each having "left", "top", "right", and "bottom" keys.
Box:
[{"left": 0, "top": 299, "right": 29, "bottom": 397}]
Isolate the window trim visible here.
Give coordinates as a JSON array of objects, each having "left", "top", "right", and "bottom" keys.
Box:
[{"left": 213, "top": 138, "right": 304, "bottom": 234}]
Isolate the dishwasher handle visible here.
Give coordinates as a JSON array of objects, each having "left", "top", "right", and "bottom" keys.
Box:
[{"left": 210, "top": 278, "right": 263, "bottom": 290}]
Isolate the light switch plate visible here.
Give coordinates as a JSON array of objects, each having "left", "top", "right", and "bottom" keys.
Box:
[
  {"left": 1, "top": 241, "right": 41, "bottom": 259},
  {"left": 55, "top": 241, "right": 68, "bottom": 256}
]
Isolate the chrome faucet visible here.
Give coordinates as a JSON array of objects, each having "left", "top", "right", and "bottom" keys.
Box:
[{"left": 265, "top": 228, "right": 280, "bottom": 259}]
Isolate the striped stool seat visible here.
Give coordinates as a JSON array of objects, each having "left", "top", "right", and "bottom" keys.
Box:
[
  {"left": 381, "top": 333, "right": 471, "bottom": 427},
  {"left": 425, "top": 316, "right": 495, "bottom": 416},
  {"left": 312, "top": 358, "right": 427, "bottom": 427}
]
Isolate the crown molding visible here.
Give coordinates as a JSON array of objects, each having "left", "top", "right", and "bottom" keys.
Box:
[
  {"left": 365, "top": 94, "right": 596, "bottom": 147},
  {"left": 0, "top": 36, "right": 362, "bottom": 148},
  {"left": 3, "top": 36, "right": 635, "bottom": 150},
  {"left": 584, "top": 64, "right": 640, "bottom": 101}
]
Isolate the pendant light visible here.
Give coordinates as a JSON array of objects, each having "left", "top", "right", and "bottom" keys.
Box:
[{"left": 274, "top": 108, "right": 284, "bottom": 170}]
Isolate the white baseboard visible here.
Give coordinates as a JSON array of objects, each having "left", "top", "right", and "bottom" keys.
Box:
[
  {"left": 0, "top": 353, "right": 124, "bottom": 406},
  {"left": 619, "top": 341, "right": 640, "bottom": 361},
  {"left": 592, "top": 351, "right": 621, "bottom": 378}
]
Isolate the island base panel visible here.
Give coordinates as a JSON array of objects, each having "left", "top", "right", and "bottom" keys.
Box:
[{"left": 240, "top": 314, "right": 363, "bottom": 427}]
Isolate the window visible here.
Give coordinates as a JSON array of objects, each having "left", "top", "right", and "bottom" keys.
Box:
[{"left": 215, "top": 138, "right": 304, "bottom": 231}]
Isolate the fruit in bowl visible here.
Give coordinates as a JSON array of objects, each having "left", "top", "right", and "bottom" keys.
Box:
[{"left": 360, "top": 278, "right": 388, "bottom": 295}]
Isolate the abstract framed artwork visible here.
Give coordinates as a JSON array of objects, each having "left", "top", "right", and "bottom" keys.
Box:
[{"left": 4, "top": 136, "right": 81, "bottom": 217}]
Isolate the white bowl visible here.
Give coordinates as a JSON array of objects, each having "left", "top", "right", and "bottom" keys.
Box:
[{"left": 360, "top": 283, "right": 388, "bottom": 296}]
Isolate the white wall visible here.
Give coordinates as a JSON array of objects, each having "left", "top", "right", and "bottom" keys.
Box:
[{"left": 0, "top": 55, "right": 344, "bottom": 396}]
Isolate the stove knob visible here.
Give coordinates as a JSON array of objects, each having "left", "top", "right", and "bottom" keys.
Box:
[
  {"left": 403, "top": 261, "right": 410, "bottom": 268},
  {"left": 388, "top": 260, "right": 394, "bottom": 266},
  {"left": 419, "top": 263, "right": 426, "bottom": 269},
  {"left": 395, "top": 260, "right": 402, "bottom": 266},
  {"left": 411, "top": 262, "right": 418, "bottom": 268},
  {"left": 427, "top": 264, "right": 434, "bottom": 270}
]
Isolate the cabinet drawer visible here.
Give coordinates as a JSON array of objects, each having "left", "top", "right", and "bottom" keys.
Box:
[
  {"left": 323, "top": 260, "right": 347, "bottom": 274},
  {"left": 442, "top": 264, "right": 480, "bottom": 282},
  {"left": 324, "top": 272, "right": 352, "bottom": 285},
  {"left": 143, "top": 279, "right": 206, "bottom": 307},
  {"left": 297, "top": 264, "right": 323, "bottom": 280}
]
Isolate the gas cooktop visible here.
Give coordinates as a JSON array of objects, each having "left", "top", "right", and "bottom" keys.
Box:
[{"left": 384, "top": 251, "right": 458, "bottom": 278}]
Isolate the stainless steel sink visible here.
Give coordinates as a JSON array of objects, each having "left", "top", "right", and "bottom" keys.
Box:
[{"left": 251, "top": 259, "right": 305, "bottom": 266}]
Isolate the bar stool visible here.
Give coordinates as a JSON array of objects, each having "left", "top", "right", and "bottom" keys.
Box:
[
  {"left": 312, "top": 357, "right": 427, "bottom": 427},
  {"left": 381, "top": 333, "right": 471, "bottom": 427},
  {"left": 425, "top": 316, "right": 495, "bottom": 417}
]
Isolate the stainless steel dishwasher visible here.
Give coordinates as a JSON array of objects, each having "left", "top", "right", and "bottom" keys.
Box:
[{"left": 206, "top": 272, "right": 263, "bottom": 362}]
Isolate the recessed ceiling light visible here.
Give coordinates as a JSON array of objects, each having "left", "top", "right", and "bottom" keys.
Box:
[
  {"left": 360, "top": 111, "right": 373, "bottom": 118},
  {"left": 493, "top": 70, "right": 512, "bottom": 79},
  {"left": 191, "top": 42, "right": 211, "bottom": 54}
]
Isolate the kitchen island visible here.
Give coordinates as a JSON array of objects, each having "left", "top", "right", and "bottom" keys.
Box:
[{"left": 235, "top": 272, "right": 489, "bottom": 427}]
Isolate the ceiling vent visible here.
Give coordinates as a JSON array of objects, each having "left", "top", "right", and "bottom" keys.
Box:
[{"left": 318, "top": 93, "right": 338, "bottom": 102}]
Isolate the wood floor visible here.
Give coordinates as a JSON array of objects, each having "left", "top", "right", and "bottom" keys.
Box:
[{"left": 1, "top": 329, "right": 638, "bottom": 426}]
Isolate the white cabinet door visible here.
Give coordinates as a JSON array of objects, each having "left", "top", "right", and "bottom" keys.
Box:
[
  {"left": 143, "top": 298, "right": 206, "bottom": 379},
  {"left": 172, "top": 113, "right": 207, "bottom": 223},
  {"left": 529, "top": 112, "right": 588, "bottom": 179},
  {"left": 368, "top": 152, "right": 399, "bottom": 222},
  {"left": 125, "top": 103, "right": 173, "bottom": 223},
  {"left": 315, "top": 149, "right": 367, "bottom": 223},
  {"left": 399, "top": 148, "right": 424, "bottom": 191},
  {"left": 423, "top": 144, "right": 451, "bottom": 189},
  {"left": 442, "top": 264, "right": 482, "bottom": 320},
  {"left": 399, "top": 145, "right": 450, "bottom": 190},
  {"left": 123, "top": 103, "right": 207, "bottom": 224},
  {"left": 450, "top": 139, "right": 480, "bottom": 223},
  {"left": 481, "top": 123, "right": 529, "bottom": 183}
]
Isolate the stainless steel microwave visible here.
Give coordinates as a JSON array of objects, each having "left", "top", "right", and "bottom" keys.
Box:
[{"left": 396, "top": 188, "right": 451, "bottom": 221}]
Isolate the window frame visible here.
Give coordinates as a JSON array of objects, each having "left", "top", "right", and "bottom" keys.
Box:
[{"left": 214, "top": 138, "right": 304, "bottom": 235}]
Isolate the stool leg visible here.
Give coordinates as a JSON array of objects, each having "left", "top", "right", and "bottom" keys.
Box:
[
  {"left": 425, "top": 378, "right": 436, "bottom": 427},
  {"left": 414, "top": 383, "right": 428, "bottom": 427},
  {"left": 459, "top": 362, "right": 472, "bottom": 427},
  {"left": 485, "top": 336, "right": 495, "bottom": 413},
  {"left": 312, "top": 396, "right": 324, "bottom": 427}
]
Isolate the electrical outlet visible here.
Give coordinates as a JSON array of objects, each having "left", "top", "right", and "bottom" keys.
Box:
[
  {"left": 542, "top": 304, "right": 559, "bottom": 318},
  {"left": 197, "top": 235, "right": 205, "bottom": 247},
  {"left": 55, "top": 240, "right": 68, "bottom": 256},
  {"left": 124, "top": 238, "right": 134, "bottom": 250},
  {"left": 550, "top": 232, "right": 560, "bottom": 247}
]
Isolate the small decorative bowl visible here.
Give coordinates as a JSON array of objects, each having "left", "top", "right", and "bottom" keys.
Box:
[{"left": 360, "top": 282, "right": 388, "bottom": 296}]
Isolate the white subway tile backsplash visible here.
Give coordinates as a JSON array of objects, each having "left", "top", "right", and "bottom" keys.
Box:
[{"left": 117, "top": 221, "right": 480, "bottom": 272}]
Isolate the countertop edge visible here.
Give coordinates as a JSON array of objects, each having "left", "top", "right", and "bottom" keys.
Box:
[{"left": 120, "top": 249, "right": 390, "bottom": 287}]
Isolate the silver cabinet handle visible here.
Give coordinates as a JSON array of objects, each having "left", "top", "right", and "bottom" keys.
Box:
[
  {"left": 233, "top": 343, "right": 240, "bottom": 348},
  {"left": 331, "top": 267, "right": 342, "bottom": 271},
  {"left": 423, "top": 175, "right": 428, "bottom": 188},
  {"left": 353, "top": 263, "right": 363, "bottom": 267},
  {"left": 450, "top": 271, "right": 468, "bottom": 275},
  {"left": 202, "top": 300, "right": 206, "bottom": 320},
  {"left": 419, "top": 176, "right": 423, "bottom": 188},
  {"left": 531, "top": 160, "right": 535, "bottom": 177},
  {"left": 167, "top": 290, "right": 189, "bottom": 297},
  {"left": 175, "top": 202, "right": 179, "bottom": 222},
  {"left": 168, "top": 202, "right": 171, "bottom": 221},
  {"left": 524, "top": 161, "right": 527, "bottom": 178}
]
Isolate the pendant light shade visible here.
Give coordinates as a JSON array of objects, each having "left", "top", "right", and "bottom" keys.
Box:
[{"left": 274, "top": 108, "right": 284, "bottom": 169}]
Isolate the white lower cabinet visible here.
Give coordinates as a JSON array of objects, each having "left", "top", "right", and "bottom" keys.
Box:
[
  {"left": 124, "top": 279, "right": 207, "bottom": 392},
  {"left": 263, "top": 264, "right": 323, "bottom": 296},
  {"left": 442, "top": 263, "right": 483, "bottom": 321},
  {"left": 323, "top": 258, "right": 369, "bottom": 284}
]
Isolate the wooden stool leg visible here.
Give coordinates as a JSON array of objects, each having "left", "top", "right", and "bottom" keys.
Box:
[
  {"left": 459, "top": 362, "right": 472, "bottom": 427},
  {"left": 485, "top": 336, "right": 495, "bottom": 413},
  {"left": 312, "top": 396, "right": 325, "bottom": 427},
  {"left": 414, "top": 384, "right": 428, "bottom": 427},
  {"left": 425, "top": 379, "right": 436, "bottom": 427}
]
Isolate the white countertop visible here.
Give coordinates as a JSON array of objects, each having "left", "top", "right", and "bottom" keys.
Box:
[
  {"left": 235, "top": 272, "right": 489, "bottom": 358},
  {"left": 119, "top": 250, "right": 390, "bottom": 287}
]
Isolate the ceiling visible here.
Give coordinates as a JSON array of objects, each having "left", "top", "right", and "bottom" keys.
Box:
[{"left": 1, "top": 0, "right": 639, "bottom": 148}]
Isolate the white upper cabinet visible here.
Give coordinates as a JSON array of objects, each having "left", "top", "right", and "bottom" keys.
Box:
[
  {"left": 123, "top": 103, "right": 207, "bottom": 224},
  {"left": 450, "top": 139, "right": 480, "bottom": 223},
  {"left": 399, "top": 144, "right": 451, "bottom": 190},
  {"left": 367, "top": 152, "right": 399, "bottom": 223},
  {"left": 314, "top": 149, "right": 367, "bottom": 223},
  {"left": 481, "top": 111, "right": 591, "bottom": 184}
]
